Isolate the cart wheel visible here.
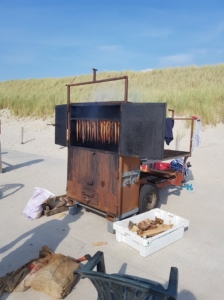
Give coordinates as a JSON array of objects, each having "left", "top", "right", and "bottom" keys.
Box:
[{"left": 139, "top": 184, "right": 159, "bottom": 213}]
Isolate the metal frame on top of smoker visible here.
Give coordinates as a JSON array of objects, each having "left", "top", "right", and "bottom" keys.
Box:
[{"left": 65, "top": 69, "right": 128, "bottom": 146}]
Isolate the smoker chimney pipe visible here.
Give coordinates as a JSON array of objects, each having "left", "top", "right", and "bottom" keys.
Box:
[{"left": 92, "top": 68, "right": 97, "bottom": 81}]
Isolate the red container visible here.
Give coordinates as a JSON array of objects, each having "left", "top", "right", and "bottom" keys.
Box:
[
  {"left": 153, "top": 162, "right": 171, "bottom": 170},
  {"left": 140, "top": 164, "right": 149, "bottom": 171}
]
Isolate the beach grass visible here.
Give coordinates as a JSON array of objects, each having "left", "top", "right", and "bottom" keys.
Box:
[{"left": 0, "top": 64, "right": 223, "bottom": 125}]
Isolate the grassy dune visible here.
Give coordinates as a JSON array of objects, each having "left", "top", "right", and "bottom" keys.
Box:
[{"left": 0, "top": 64, "right": 224, "bottom": 125}]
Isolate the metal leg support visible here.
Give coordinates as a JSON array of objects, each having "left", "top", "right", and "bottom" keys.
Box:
[{"left": 69, "top": 201, "right": 79, "bottom": 215}]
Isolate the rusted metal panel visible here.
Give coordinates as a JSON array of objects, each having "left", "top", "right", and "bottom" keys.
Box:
[
  {"left": 67, "top": 148, "right": 119, "bottom": 215},
  {"left": 163, "top": 149, "right": 191, "bottom": 160},
  {"left": 155, "top": 173, "right": 183, "bottom": 189},
  {"left": 102, "top": 191, "right": 118, "bottom": 215},
  {"left": 67, "top": 180, "right": 81, "bottom": 200},
  {"left": 81, "top": 188, "right": 99, "bottom": 205},
  {"left": 67, "top": 148, "right": 141, "bottom": 216},
  {"left": 103, "top": 156, "right": 118, "bottom": 194},
  {"left": 68, "top": 180, "right": 118, "bottom": 215},
  {"left": 68, "top": 148, "right": 118, "bottom": 194},
  {"left": 116, "top": 156, "right": 122, "bottom": 216},
  {"left": 119, "top": 156, "right": 140, "bottom": 215},
  {"left": 139, "top": 170, "right": 184, "bottom": 189}
]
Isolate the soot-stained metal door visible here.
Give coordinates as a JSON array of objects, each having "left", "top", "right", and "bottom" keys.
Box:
[
  {"left": 55, "top": 104, "right": 67, "bottom": 147},
  {"left": 120, "top": 103, "right": 166, "bottom": 159}
]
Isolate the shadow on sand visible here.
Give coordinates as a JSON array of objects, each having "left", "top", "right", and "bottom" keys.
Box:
[
  {"left": 22, "top": 139, "right": 35, "bottom": 144},
  {"left": 2, "top": 159, "right": 44, "bottom": 172},
  {"left": 178, "top": 290, "right": 197, "bottom": 299},
  {"left": 108, "top": 263, "right": 198, "bottom": 299},
  {"left": 0, "top": 211, "right": 83, "bottom": 299},
  {"left": 157, "top": 169, "right": 194, "bottom": 207},
  {"left": 0, "top": 183, "right": 24, "bottom": 200}
]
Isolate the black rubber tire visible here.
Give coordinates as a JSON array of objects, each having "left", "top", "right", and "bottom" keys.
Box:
[{"left": 139, "top": 184, "right": 160, "bottom": 213}]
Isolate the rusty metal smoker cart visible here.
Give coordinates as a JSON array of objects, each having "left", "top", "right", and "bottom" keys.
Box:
[{"left": 55, "top": 70, "right": 194, "bottom": 231}]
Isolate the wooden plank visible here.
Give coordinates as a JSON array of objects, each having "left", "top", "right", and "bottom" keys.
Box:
[
  {"left": 0, "top": 141, "right": 2, "bottom": 173},
  {"left": 144, "top": 169, "right": 177, "bottom": 176},
  {"left": 92, "top": 241, "right": 107, "bottom": 246},
  {"left": 53, "top": 212, "right": 66, "bottom": 218},
  {"left": 120, "top": 156, "right": 140, "bottom": 214},
  {"left": 139, "top": 224, "right": 173, "bottom": 237},
  {"left": 44, "top": 205, "right": 69, "bottom": 216}
]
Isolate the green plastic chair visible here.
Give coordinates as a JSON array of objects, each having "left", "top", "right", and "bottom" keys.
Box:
[{"left": 75, "top": 251, "right": 178, "bottom": 300}]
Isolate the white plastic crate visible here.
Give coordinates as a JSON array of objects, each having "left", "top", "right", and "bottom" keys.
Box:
[{"left": 113, "top": 208, "right": 189, "bottom": 257}]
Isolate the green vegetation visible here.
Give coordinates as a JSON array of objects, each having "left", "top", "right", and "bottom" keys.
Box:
[{"left": 0, "top": 64, "right": 224, "bottom": 125}]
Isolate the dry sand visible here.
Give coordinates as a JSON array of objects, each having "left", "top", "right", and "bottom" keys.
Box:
[
  {"left": 0, "top": 109, "right": 67, "bottom": 160},
  {"left": 1, "top": 109, "right": 224, "bottom": 185},
  {"left": 1, "top": 109, "right": 224, "bottom": 300}
]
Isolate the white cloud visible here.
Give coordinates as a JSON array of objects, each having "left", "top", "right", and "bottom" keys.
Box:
[
  {"left": 141, "top": 68, "right": 153, "bottom": 72},
  {"left": 158, "top": 53, "right": 193, "bottom": 67}
]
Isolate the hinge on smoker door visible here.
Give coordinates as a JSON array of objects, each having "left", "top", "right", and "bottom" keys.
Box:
[
  {"left": 122, "top": 170, "right": 140, "bottom": 187},
  {"left": 87, "top": 180, "right": 94, "bottom": 186}
]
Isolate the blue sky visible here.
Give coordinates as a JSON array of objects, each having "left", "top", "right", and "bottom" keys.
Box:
[{"left": 1, "top": 0, "right": 224, "bottom": 81}]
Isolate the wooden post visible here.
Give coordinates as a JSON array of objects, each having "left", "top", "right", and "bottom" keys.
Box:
[
  {"left": 0, "top": 120, "right": 2, "bottom": 173},
  {"left": 21, "top": 127, "right": 24, "bottom": 144},
  {"left": 0, "top": 141, "right": 2, "bottom": 173},
  {"left": 176, "top": 136, "right": 180, "bottom": 150}
]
